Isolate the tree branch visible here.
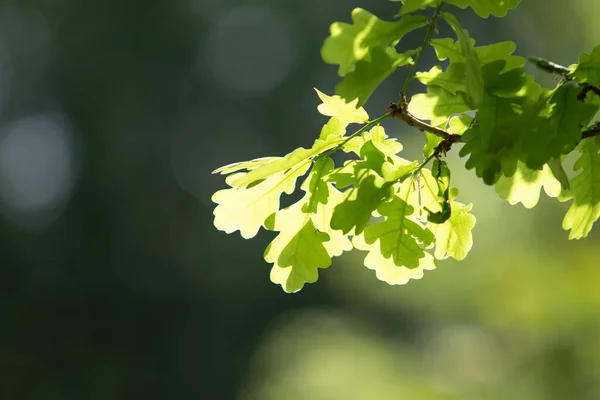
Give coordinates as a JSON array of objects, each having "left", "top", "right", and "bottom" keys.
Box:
[
  {"left": 387, "top": 101, "right": 463, "bottom": 143},
  {"left": 582, "top": 122, "right": 600, "bottom": 140}
]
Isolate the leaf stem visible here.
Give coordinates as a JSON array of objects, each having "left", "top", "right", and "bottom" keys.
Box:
[
  {"left": 392, "top": 152, "right": 436, "bottom": 187},
  {"left": 415, "top": 153, "right": 437, "bottom": 175},
  {"left": 399, "top": 2, "right": 444, "bottom": 102}
]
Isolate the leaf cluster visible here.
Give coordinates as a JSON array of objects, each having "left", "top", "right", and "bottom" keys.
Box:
[{"left": 211, "top": 0, "right": 600, "bottom": 292}]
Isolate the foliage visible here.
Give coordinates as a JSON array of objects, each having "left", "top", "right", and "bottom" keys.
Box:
[{"left": 211, "top": 0, "right": 600, "bottom": 293}]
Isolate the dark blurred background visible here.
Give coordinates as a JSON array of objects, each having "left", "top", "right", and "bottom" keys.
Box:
[{"left": 0, "top": 0, "right": 599, "bottom": 398}]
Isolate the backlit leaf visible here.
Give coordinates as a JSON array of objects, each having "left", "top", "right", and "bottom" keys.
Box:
[
  {"left": 212, "top": 161, "right": 310, "bottom": 239},
  {"left": 397, "top": 0, "right": 442, "bottom": 15},
  {"left": 445, "top": 0, "right": 520, "bottom": 18},
  {"left": 495, "top": 162, "right": 561, "bottom": 209},
  {"left": 562, "top": 139, "right": 600, "bottom": 239},
  {"left": 442, "top": 12, "right": 484, "bottom": 107},
  {"left": 573, "top": 45, "right": 600, "bottom": 87},
  {"left": 330, "top": 170, "right": 393, "bottom": 235},
  {"left": 363, "top": 196, "right": 435, "bottom": 268},
  {"left": 428, "top": 200, "right": 476, "bottom": 260},
  {"left": 321, "top": 8, "right": 427, "bottom": 76},
  {"left": 315, "top": 89, "right": 369, "bottom": 123},
  {"left": 265, "top": 158, "right": 352, "bottom": 292},
  {"left": 408, "top": 85, "right": 471, "bottom": 126},
  {"left": 522, "top": 81, "right": 599, "bottom": 170},
  {"left": 336, "top": 47, "right": 417, "bottom": 106},
  {"left": 353, "top": 234, "right": 437, "bottom": 285}
]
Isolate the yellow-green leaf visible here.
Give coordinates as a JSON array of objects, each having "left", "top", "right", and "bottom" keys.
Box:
[{"left": 315, "top": 89, "right": 369, "bottom": 124}]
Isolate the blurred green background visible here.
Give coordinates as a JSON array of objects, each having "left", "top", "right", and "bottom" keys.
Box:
[{"left": 0, "top": 0, "right": 599, "bottom": 398}]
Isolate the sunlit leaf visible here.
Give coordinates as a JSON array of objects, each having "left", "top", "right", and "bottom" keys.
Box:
[
  {"left": 318, "top": 116, "right": 348, "bottom": 141},
  {"left": 428, "top": 200, "right": 476, "bottom": 260},
  {"left": 459, "top": 93, "right": 523, "bottom": 184},
  {"left": 266, "top": 218, "right": 331, "bottom": 293},
  {"left": 408, "top": 85, "right": 471, "bottom": 126},
  {"left": 330, "top": 170, "right": 393, "bottom": 235},
  {"left": 573, "top": 45, "right": 600, "bottom": 87},
  {"left": 547, "top": 157, "right": 570, "bottom": 191},
  {"left": 416, "top": 64, "right": 467, "bottom": 93},
  {"left": 562, "top": 139, "right": 600, "bottom": 239},
  {"left": 396, "top": 0, "right": 442, "bottom": 15},
  {"left": 363, "top": 196, "right": 435, "bottom": 268},
  {"left": 265, "top": 158, "right": 352, "bottom": 292},
  {"left": 522, "top": 81, "right": 598, "bottom": 169},
  {"left": 230, "top": 131, "right": 343, "bottom": 188},
  {"left": 336, "top": 47, "right": 417, "bottom": 106},
  {"left": 442, "top": 12, "right": 484, "bottom": 107},
  {"left": 353, "top": 234, "right": 437, "bottom": 285},
  {"left": 445, "top": 0, "right": 521, "bottom": 18},
  {"left": 315, "top": 89, "right": 369, "bottom": 123},
  {"left": 321, "top": 9, "right": 427, "bottom": 76},
  {"left": 212, "top": 157, "right": 280, "bottom": 175},
  {"left": 212, "top": 161, "right": 310, "bottom": 239},
  {"left": 432, "top": 39, "right": 524, "bottom": 72},
  {"left": 495, "top": 162, "right": 561, "bottom": 209}
]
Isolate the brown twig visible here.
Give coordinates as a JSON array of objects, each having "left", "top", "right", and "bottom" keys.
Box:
[
  {"left": 389, "top": 95, "right": 600, "bottom": 143},
  {"left": 578, "top": 83, "right": 600, "bottom": 101},
  {"left": 582, "top": 121, "right": 600, "bottom": 140},
  {"left": 387, "top": 97, "right": 464, "bottom": 144}
]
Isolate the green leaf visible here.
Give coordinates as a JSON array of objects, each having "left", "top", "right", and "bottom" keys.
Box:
[
  {"left": 459, "top": 94, "right": 523, "bottom": 184},
  {"left": 363, "top": 196, "right": 435, "bottom": 268},
  {"left": 442, "top": 13, "right": 484, "bottom": 107},
  {"left": 547, "top": 157, "right": 570, "bottom": 191},
  {"left": 445, "top": 0, "right": 521, "bottom": 18},
  {"left": 353, "top": 234, "right": 437, "bottom": 285},
  {"left": 428, "top": 39, "right": 528, "bottom": 101},
  {"left": 212, "top": 160, "right": 311, "bottom": 239},
  {"left": 448, "top": 114, "right": 473, "bottom": 134},
  {"left": 408, "top": 85, "right": 471, "bottom": 126},
  {"left": 425, "top": 160, "right": 452, "bottom": 224},
  {"left": 495, "top": 162, "right": 561, "bottom": 209},
  {"left": 397, "top": 0, "right": 442, "bottom": 15},
  {"left": 367, "top": 125, "right": 404, "bottom": 156},
  {"left": 428, "top": 200, "right": 476, "bottom": 260},
  {"left": 321, "top": 9, "right": 427, "bottom": 76},
  {"left": 562, "top": 139, "right": 600, "bottom": 239},
  {"left": 416, "top": 64, "right": 467, "bottom": 94},
  {"left": 430, "top": 37, "right": 470, "bottom": 63},
  {"left": 573, "top": 45, "right": 600, "bottom": 88},
  {"left": 432, "top": 39, "right": 524, "bottom": 71},
  {"left": 318, "top": 116, "right": 348, "bottom": 141},
  {"left": 266, "top": 218, "right": 331, "bottom": 293},
  {"left": 522, "top": 81, "right": 599, "bottom": 170},
  {"left": 397, "top": 168, "right": 443, "bottom": 215},
  {"left": 330, "top": 171, "right": 393, "bottom": 234},
  {"left": 336, "top": 47, "right": 417, "bottom": 106},
  {"left": 265, "top": 158, "right": 352, "bottom": 292},
  {"left": 330, "top": 129, "right": 407, "bottom": 234},
  {"left": 423, "top": 132, "right": 443, "bottom": 158},
  {"left": 325, "top": 160, "right": 358, "bottom": 188},
  {"left": 382, "top": 160, "right": 420, "bottom": 183},
  {"left": 212, "top": 127, "right": 346, "bottom": 238},
  {"left": 315, "top": 89, "right": 369, "bottom": 123},
  {"left": 229, "top": 131, "right": 343, "bottom": 188},
  {"left": 338, "top": 121, "right": 408, "bottom": 159},
  {"left": 212, "top": 157, "right": 280, "bottom": 175},
  {"left": 474, "top": 41, "right": 525, "bottom": 71}
]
